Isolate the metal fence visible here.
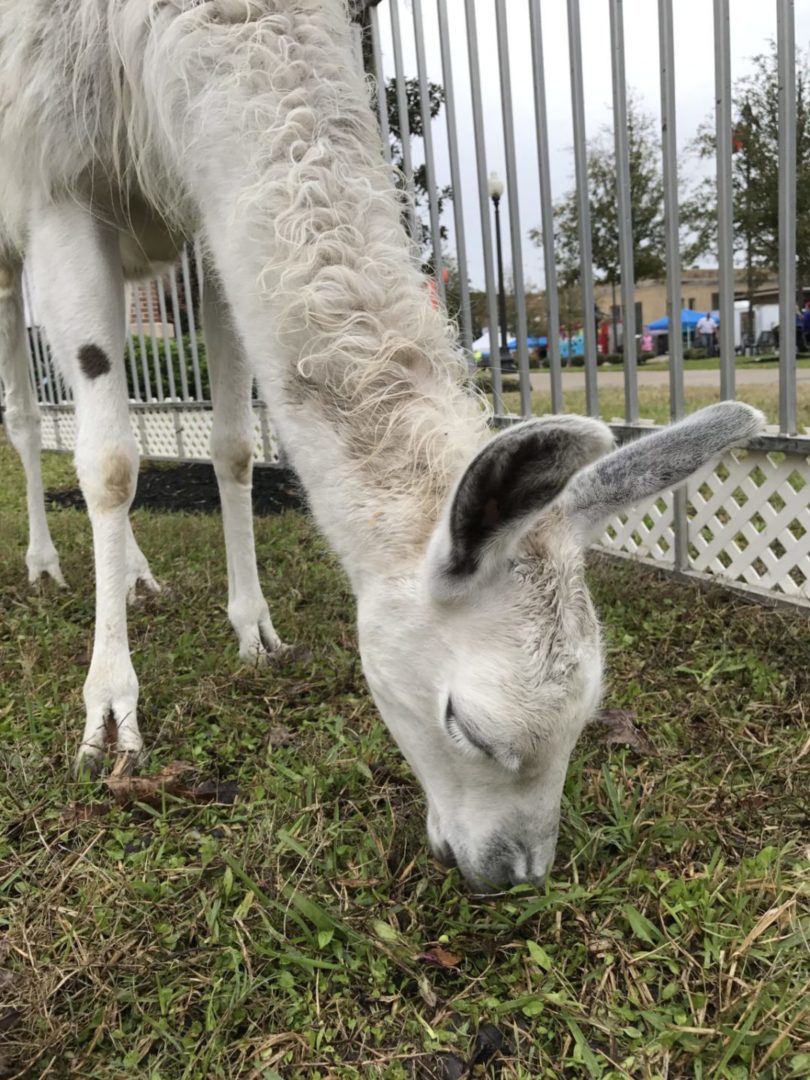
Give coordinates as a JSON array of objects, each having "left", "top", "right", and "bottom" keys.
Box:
[{"left": 24, "top": 0, "right": 810, "bottom": 606}]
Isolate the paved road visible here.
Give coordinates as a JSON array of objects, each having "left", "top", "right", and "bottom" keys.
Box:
[{"left": 528, "top": 366, "right": 810, "bottom": 391}]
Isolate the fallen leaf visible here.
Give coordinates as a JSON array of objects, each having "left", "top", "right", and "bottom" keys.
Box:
[
  {"left": 416, "top": 945, "right": 462, "bottom": 969},
  {"left": 596, "top": 709, "right": 658, "bottom": 756},
  {"left": 104, "top": 759, "right": 239, "bottom": 808},
  {"left": 262, "top": 725, "right": 296, "bottom": 748}
]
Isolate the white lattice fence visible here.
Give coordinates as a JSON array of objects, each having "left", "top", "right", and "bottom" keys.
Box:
[
  {"left": 40, "top": 403, "right": 280, "bottom": 465},
  {"left": 597, "top": 447, "right": 810, "bottom": 602},
  {"left": 38, "top": 405, "right": 810, "bottom": 604}
]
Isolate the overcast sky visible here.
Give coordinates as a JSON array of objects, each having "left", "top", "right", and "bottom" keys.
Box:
[{"left": 373, "top": 0, "right": 810, "bottom": 291}]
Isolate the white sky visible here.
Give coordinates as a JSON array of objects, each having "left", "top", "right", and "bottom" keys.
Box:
[{"left": 373, "top": 0, "right": 810, "bottom": 290}]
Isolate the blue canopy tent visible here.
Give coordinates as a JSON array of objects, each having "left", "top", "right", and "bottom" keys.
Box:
[
  {"left": 506, "top": 336, "right": 547, "bottom": 349},
  {"left": 647, "top": 310, "right": 718, "bottom": 332}
]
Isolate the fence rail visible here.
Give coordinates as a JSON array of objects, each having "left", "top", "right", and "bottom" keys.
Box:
[{"left": 13, "top": 0, "right": 810, "bottom": 606}]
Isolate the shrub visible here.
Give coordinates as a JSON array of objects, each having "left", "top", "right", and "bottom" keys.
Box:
[{"left": 683, "top": 347, "right": 708, "bottom": 360}]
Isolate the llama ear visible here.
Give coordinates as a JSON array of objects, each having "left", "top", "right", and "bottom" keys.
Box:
[
  {"left": 559, "top": 401, "right": 765, "bottom": 542},
  {"left": 425, "top": 416, "right": 614, "bottom": 600}
]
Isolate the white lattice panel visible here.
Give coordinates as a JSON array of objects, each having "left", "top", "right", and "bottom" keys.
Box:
[
  {"left": 39, "top": 404, "right": 280, "bottom": 465},
  {"left": 600, "top": 492, "right": 675, "bottom": 564},
  {"left": 596, "top": 447, "right": 810, "bottom": 602},
  {"left": 687, "top": 449, "right": 810, "bottom": 598}
]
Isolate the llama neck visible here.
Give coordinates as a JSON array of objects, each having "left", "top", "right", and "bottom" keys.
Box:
[{"left": 145, "top": 2, "right": 489, "bottom": 581}]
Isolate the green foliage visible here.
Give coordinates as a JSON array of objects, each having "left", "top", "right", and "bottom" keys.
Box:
[
  {"left": 384, "top": 76, "right": 450, "bottom": 269},
  {"left": 1, "top": 433, "right": 808, "bottom": 1078},
  {"left": 685, "top": 45, "right": 810, "bottom": 288},
  {"left": 531, "top": 98, "right": 668, "bottom": 289},
  {"left": 126, "top": 334, "right": 211, "bottom": 401}
]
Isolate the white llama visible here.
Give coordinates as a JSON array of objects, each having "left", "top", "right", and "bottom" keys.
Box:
[{"left": 0, "top": 0, "right": 763, "bottom": 891}]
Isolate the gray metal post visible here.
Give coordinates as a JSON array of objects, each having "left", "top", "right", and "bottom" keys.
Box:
[
  {"left": 389, "top": 0, "right": 419, "bottom": 244},
  {"left": 567, "top": 0, "right": 599, "bottom": 416},
  {"left": 411, "top": 0, "right": 445, "bottom": 304},
  {"left": 369, "top": 4, "right": 392, "bottom": 164},
  {"left": 529, "top": 0, "right": 563, "bottom": 414},
  {"left": 659, "top": 0, "right": 687, "bottom": 571},
  {"left": 495, "top": 0, "right": 531, "bottom": 417},
  {"left": 463, "top": 0, "right": 504, "bottom": 413},
  {"left": 609, "top": 0, "right": 639, "bottom": 422},
  {"left": 777, "top": 0, "right": 797, "bottom": 435},
  {"left": 714, "top": 0, "right": 735, "bottom": 398},
  {"left": 437, "top": 0, "right": 474, "bottom": 358}
]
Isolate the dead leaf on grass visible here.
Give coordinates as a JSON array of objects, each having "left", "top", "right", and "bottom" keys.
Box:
[
  {"left": 104, "top": 758, "right": 240, "bottom": 808},
  {"left": 263, "top": 725, "right": 296, "bottom": 748},
  {"left": 596, "top": 709, "right": 658, "bottom": 756},
  {"left": 60, "top": 803, "right": 109, "bottom": 827},
  {"left": 416, "top": 945, "right": 462, "bottom": 969}
]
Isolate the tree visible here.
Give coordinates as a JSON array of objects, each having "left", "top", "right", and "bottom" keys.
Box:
[
  {"left": 685, "top": 46, "right": 810, "bottom": 321},
  {"left": 530, "top": 98, "right": 668, "bottom": 350}
]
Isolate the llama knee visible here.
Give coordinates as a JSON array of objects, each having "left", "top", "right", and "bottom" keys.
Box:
[
  {"left": 4, "top": 404, "right": 42, "bottom": 459},
  {"left": 77, "top": 442, "right": 139, "bottom": 513},
  {"left": 211, "top": 432, "right": 254, "bottom": 486}
]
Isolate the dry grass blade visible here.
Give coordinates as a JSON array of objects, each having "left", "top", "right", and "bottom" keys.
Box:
[{"left": 104, "top": 758, "right": 239, "bottom": 808}]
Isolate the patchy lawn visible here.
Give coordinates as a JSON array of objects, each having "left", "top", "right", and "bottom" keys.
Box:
[{"left": 0, "top": 436, "right": 808, "bottom": 1080}]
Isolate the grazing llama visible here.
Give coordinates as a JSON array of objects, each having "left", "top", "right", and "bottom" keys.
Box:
[{"left": 0, "top": 0, "right": 763, "bottom": 891}]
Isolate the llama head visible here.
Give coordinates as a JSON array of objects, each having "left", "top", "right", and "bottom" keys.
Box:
[{"left": 358, "top": 403, "right": 764, "bottom": 892}]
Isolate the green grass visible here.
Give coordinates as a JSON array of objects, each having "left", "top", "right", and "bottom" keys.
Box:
[
  {"left": 1, "top": 436, "right": 809, "bottom": 1079},
  {"left": 499, "top": 383, "right": 810, "bottom": 429}
]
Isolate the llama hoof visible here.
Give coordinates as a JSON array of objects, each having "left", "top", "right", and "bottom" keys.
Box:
[
  {"left": 78, "top": 662, "right": 142, "bottom": 775},
  {"left": 237, "top": 619, "right": 287, "bottom": 668},
  {"left": 27, "top": 549, "right": 66, "bottom": 587},
  {"left": 126, "top": 568, "right": 161, "bottom": 606}
]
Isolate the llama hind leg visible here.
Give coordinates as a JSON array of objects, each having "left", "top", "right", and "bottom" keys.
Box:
[
  {"left": 28, "top": 203, "right": 142, "bottom": 769},
  {"left": 202, "top": 265, "right": 285, "bottom": 665},
  {"left": 125, "top": 518, "right": 160, "bottom": 603},
  {"left": 0, "top": 262, "right": 65, "bottom": 585}
]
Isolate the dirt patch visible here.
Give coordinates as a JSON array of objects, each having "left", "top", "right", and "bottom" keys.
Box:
[{"left": 46, "top": 460, "right": 305, "bottom": 516}]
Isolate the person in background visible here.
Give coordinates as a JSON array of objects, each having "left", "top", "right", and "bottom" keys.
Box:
[
  {"left": 801, "top": 300, "right": 810, "bottom": 352},
  {"left": 696, "top": 311, "right": 717, "bottom": 357}
]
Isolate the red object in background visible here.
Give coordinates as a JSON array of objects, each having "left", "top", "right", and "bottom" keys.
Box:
[{"left": 599, "top": 319, "right": 609, "bottom": 355}]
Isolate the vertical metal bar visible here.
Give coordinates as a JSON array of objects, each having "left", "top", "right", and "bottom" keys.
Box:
[
  {"left": 412, "top": 0, "right": 445, "bottom": 303},
  {"left": 777, "top": 0, "right": 797, "bottom": 435},
  {"left": 369, "top": 4, "right": 392, "bottom": 164},
  {"left": 125, "top": 323, "right": 141, "bottom": 401},
  {"left": 610, "top": 0, "right": 639, "bottom": 422},
  {"left": 133, "top": 286, "right": 153, "bottom": 401},
  {"left": 145, "top": 282, "right": 166, "bottom": 401},
  {"left": 495, "top": 0, "right": 531, "bottom": 416},
  {"left": 142, "top": 282, "right": 165, "bottom": 401},
  {"left": 464, "top": 0, "right": 504, "bottom": 413},
  {"left": 156, "top": 278, "right": 177, "bottom": 400},
  {"left": 21, "top": 272, "right": 49, "bottom": 404},
  {"left": 659, "top": 0, "right": 687, "bottom": 571},
  {"left": 659, "top": 0, "right": 684, "bottom": 423},
  {"left": 529, "top": 0, "right": 562, "bottom": 414},
  {"left": 181, "top": 248, "right": 203, "bottom": 401},
  {"left": 168, "top": 266, "right": 191, "bottom": 401},
  {"left": 437, "top": 0, "right": 474, "bottom": 358},
  {"left": 714, "top": 0, "right": 735, "bottom": 398},
  {"left": 567, "top": 0, "right": 598, "bottom": 416},
  {"left": 389, "top": 0, "right": 419, "bottom": 243}
]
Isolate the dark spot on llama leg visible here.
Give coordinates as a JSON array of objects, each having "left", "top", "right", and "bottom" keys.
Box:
[{"left": 78, "top": 344, "right": 111, "bottom": 379}]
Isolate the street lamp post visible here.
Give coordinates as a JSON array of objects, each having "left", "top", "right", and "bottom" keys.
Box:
[{"left": 488, "top": 171, "right": 513, "bottom": 373}]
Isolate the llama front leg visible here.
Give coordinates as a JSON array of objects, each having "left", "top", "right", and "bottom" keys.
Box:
[
  {"left": 203, "top": 266, "right": 285, "bottom": 664},
  {"left": 0, "top": 262, "right": 65, "bottom": 585},
  {"left": 28, "top": 204, "right": 142, "bottom": 769}
]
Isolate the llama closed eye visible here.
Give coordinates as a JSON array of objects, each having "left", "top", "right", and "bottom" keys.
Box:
[{"left": 444, "top": 699, "right": 495, "bottom": 760}]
